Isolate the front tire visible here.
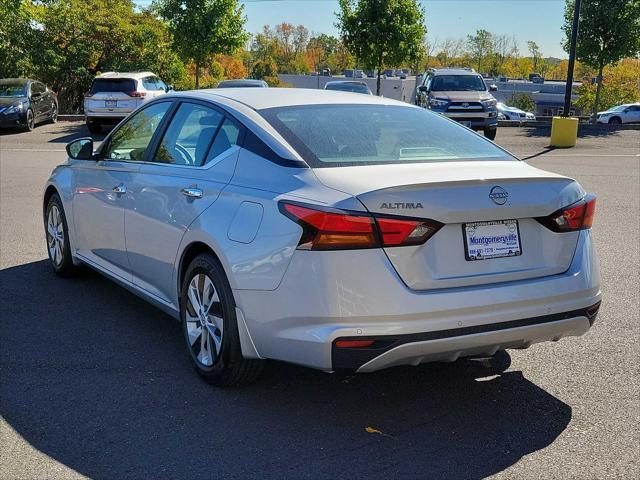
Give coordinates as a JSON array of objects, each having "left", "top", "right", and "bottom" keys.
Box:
[
  {"left": 180, "top": 253, "right": 263, "bottom": 387},
  {"left": 49, "top": 104, "right": 58, "bottom": 124},
  {"left": 24, "top": 108, "right": 35, "bottom": 131},
  {"left": 608, "top": 116, "right": 622, "bottom": 125},
  {"left": 484, "top": 127, "right": 497, "bottom": 140},
  {"left": 44, "top": 193, "right": 77, "bottom": 276}
]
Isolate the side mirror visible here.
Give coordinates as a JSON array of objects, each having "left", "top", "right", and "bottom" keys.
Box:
[
  {"left": 66, "top": 137, "right": 94, "bottom": 160},
  {"left": 623, "top": 108, "right": 629, "bottom": 113},
  {"left": 489, "top": 84, "right": 498, "bottom": 92},
  {"left": 418, "top": 85, "right": 428, "bottom": 93},
  {"left": 166, "top": 84, "right": 174, "bottom": 92}
]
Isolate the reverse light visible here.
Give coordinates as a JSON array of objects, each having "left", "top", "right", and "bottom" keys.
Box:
[
  {"left": 537, "top": 195, "right": 596, "bottom": 232},
  {"left": 280, "top": 202, "right": 442, "bottom": 250}
]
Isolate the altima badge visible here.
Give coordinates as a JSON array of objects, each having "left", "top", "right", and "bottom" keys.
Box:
[{"left": 489, "top": 186, "right": 508, "bottom": 205}]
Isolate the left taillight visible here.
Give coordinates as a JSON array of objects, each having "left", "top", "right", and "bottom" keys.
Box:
[
  {"left": 537, "top": 194, "right": 596, "bottom": 232},
  {"left": 280, "top": 202, "right": 442, "bottom": 250}
]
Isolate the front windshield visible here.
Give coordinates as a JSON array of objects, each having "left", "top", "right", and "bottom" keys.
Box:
[
  {"left": 0, "top": 84, "right": 26, "bottom": 97},
  {"left": 609, "top": 105, "right": 627, "bottom": 112},
  {"left": 260, "top": 104, "right": 514, "bottom": 167},
  {"left": 431, "top": 75, "right": 487, "bottom": 92}
]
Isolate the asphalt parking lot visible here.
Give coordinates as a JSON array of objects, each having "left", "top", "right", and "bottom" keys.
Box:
[{"left": 1, "top": 122, "right": 638, "bottom": 479}]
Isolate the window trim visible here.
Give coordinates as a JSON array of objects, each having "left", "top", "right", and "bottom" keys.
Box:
[
  {"left": 143, "top": 98, "right": 246, "bottom": 170},
  {"left": 97, "top": 100, "right": 177, "bottom": 163}
]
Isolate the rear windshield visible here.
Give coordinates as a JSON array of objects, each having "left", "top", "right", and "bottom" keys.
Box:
[
  {"left": 259, "top": 104, "right": 514, "bottom": 167},
  {"left": 90, "top": 78, "right": 137, "bottom": 94},
  {"left": 431, "top": 75, "right": 487, "bottom": 92},
  {"left": 325, "top": 83, "right": 370, "bottom": 94}
]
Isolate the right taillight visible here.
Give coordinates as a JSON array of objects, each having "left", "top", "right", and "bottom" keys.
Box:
[
  {"left": 280, "top": 202, "right": 442, "bottom": 250},
  {"left": 537, "top": 194, "right": 596, "bottom": 232}
]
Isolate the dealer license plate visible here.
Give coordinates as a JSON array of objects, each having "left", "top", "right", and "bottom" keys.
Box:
[{"left": 463, "top": 219, "right": 522, "bottom": 261}]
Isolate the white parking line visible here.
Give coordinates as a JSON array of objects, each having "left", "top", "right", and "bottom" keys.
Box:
[{"left": 1, "top": 148, "right": 66, "bottom": 152}]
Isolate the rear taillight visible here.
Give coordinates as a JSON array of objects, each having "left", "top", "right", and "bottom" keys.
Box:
[
  {"left": 280, "top": 202, "right": 442, "bottom": 250},
  {"left": 84, "top": 91, "right": 93, "bottom": 98},
  {"left": 127, "top": 91, "right": 146, "bottom": 97},
  {"left": 537, "top": 195, "right": 596, "bottom": 232}
]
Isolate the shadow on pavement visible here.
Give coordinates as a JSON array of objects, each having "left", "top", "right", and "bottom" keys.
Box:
[
  {"left": 46, "top": 123, "right": 108, "bottom": 143},
  {"left": 521, "top": 125, "right": 623, "bottom": 139},
  {"left": 0, "top": 260, "right": 572, "bottom": 479}
]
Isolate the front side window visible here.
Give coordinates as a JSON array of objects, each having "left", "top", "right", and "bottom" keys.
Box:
[
  {"left": 430, "top": 75, "right": 487, "bottom": 92},
  {"left": 154, "top": 103, "right": 224, "bottom": 166},
  {"left": 260, "top": 104, "right": 514, "bottom": 167},
  {"left": 32, "top": 82, "right": 46, "bottom": 95},
  {"left": 103, "top": 102, "right": 171, "bottom": 161}
]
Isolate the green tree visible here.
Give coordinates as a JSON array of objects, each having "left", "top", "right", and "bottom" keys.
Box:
[
  {"left": 527, "top": 40, "right": 542, "bottom": 72},
  {"left": 563, "top": 0, "right": 640, "bottom": 120},
  {"left": 0, "top": 0, "right": 36, "bottom": 77},
  {"left": 509, "top": 93, "right": 536, "bottom": 113},
  {"left": 466, "top": 29, "right": 494, "bottom": 73},
  {"left": 337, "top": 0, "right": 426, "bottom": 95},
  {"left": 157, "top": 0, "right": 247, "bottom": 89}
]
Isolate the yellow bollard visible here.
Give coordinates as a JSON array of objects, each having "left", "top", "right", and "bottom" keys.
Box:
[{"left": 550, "top": 116, "right": 579, "bottom": 148}]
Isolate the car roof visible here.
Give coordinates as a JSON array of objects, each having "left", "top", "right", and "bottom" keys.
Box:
[
  {"left": 0, "top": 78, "right": 33, "bottom": 85},
  {"left": 217, "top": 79, "right": 267, "bottom": 87},
  {"left": 95, "top": 72, "right": 156, "bottom": 80},
  {"left": 325, "top": 81, "right": 367, "bottom": 86},
  {"left": 430, "top": 68, "right": 479, "bottom": 76},
  {"left": 183, "top": 87, "right": 406, "bottom": 110}
]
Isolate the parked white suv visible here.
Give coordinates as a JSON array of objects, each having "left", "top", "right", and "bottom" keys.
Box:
[
  {"left": 84, "top": 72, "right": 171, "bottom": 133},
  {"left": 596, "top": 103, "right": 640, "bottom": 124}
]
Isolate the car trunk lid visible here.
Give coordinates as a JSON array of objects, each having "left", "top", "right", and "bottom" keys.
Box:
[{"left": 313, "top": 160, "right": 584, "bottom": 290}]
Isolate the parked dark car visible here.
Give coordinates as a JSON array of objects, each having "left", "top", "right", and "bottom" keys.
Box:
[{"left": 0, "top": 78, "right": 58, "bottom": 131}]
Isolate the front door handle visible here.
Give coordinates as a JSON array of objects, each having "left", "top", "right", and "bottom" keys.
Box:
[
  {"left": 112, "top": 183, "right": 126, "bottom": 194},
  {"left": 181, "top": 187, "right": 203, "bottom": 199}
]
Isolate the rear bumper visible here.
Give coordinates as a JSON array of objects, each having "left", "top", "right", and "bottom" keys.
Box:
[
  {"left": 334, "top": 306, "right": 598, "bottom": 371},
  {"left": 235, "top": 229, "right": 600, "bottom": 372}
]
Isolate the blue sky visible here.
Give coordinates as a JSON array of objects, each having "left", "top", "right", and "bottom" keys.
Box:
[{"left": 137, "top": 0, "right": 569, "bottom": 58}]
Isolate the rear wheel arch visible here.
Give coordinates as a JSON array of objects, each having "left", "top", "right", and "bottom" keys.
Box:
[{"left": 178, "top": 241, "right": 229, "bottom": 306}]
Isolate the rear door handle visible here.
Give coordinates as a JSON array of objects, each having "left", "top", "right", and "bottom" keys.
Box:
[
  {"left": 181, "top": 187, "right": 203, "bottom": 199},
  {"left": 112, "top": 183, "right": 126, "bottom": 194}
]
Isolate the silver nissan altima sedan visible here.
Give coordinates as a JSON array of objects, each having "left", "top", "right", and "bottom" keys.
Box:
[{"left": 43, "top": 88, "right": 601, "bottom": 386}]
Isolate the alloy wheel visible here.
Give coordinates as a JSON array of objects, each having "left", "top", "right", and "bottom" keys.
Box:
[
  {"left": 51, "top": 105, "right": 58, "bottom": 123},
  {"left": 46, "top": 205, "right": 64, "bottom": 266},
  {"left": 185, "top": 273, "right": 224, "bottom": 367},
  {"left": 26, "top": 110, "right": 35, "bottom": 130}
]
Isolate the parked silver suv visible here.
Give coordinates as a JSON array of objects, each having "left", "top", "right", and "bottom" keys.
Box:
[
  {"left": 417, "top": 68, "right": 499, "bottom": 140},
  {"left": 84, "top": 72, "right": 171, "bottom": 133}
]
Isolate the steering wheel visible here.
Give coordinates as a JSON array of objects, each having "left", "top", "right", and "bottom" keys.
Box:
[{"left": 173, "top": 143, "right": 193, "bottom": 165}]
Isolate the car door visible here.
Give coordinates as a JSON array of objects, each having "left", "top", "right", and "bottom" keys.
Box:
[
  {"left": 29, "top": 82, "right": 47, "bottom": 120},
  {"left": 71, "top": 101, "right": 173, "bottom": 281},
  {"left": 627, "top": 105, "right": 640, "bottom": 123},
  {"left": 124, "top": 100, "right": 242, "bottom": 304}
]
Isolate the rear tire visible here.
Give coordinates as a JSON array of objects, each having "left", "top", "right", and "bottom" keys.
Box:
[
  {"left": 44, "top": 193, "right": 78, "bottom": 277},
  {"left": 484, "top": 127, "right": 497, "bottom": 140},
  {"left": 180, "top": 253, "right": 263, "bottom": 387},
  {"left": 86, "top": 120, "right": 101, "bottom": 134}
]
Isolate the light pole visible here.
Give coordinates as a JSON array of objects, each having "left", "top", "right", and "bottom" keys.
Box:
[{"left": 563, "top": 0, "right": 581, "bottom": 117}]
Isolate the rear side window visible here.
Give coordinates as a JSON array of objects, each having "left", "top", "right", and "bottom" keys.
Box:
[
  {"left": 154, "top": 103, "right": 224, "bottom": 166},
  {"left": 90, "top": 78, "right": 137, "bottom": 94},
  {"left": 260, "top": 104, "right": 514, "bottom": 167},
  {"left": 204, "top": 119, "right": 240, "bottom": 165}
]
